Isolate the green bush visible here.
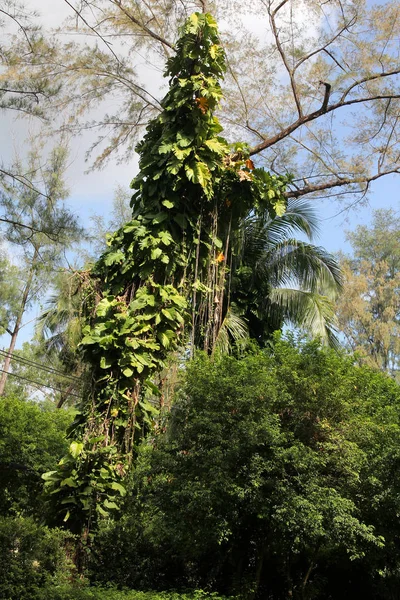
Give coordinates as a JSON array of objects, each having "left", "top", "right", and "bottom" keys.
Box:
[
  {"left": 0, "top": 396, "right": 71, "bottom": 517},
  {"left": 29, "top": 585, "right": 231, "bottom": 600},
  {"left": 0, "top": 516, "right": 75, "bottom": 600}
]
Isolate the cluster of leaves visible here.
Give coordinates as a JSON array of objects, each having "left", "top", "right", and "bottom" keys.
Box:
[{"left": 43, "top": 12, "right": 289, "bottom": 533}]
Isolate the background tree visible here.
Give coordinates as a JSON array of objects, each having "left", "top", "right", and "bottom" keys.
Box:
[
  {"left": 0, "top": 141, "right": 82, "bottom": 395},
  {"left": 336, "top": 209, "right": 400, "bottom": 377},
  {"left": 0, "top": 394, "right": 72, "bottom": 517}
]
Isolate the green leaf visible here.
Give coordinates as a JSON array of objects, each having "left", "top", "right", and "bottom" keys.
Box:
[
  {"left": 273, "top": 199, "right": 287, "bottom": 217},
  {"left": 162, "top": 200, "right": 175, "bottom": 209},
  {"left": 185, "top": 165, "right": 195, "bottom": 181},
  {"left": 97, "top": 505, "right": 109, "bottom": 517},
  {"left": 100, "top": 355, "right": 113, "bottom": 369},
  {"left": 204, "top": 138, "right": 227, "bottom": 154},
  {"left": 41, "top": 470, "right": 59, "bottom": 481},
  {"left": 187, "top": 12, "right": 199, "bottom": 33},
  {"left": 104, "top": 249, "right": 125, "bottom": 266},
  {"left": 70, "top": 441, "right": 84, "bottom": 458},
  {"left": 152, "top": 212, "right": 168, "bottom": 225},
  {"left": 104, "top": 499, "right": 119, "bottom": 510},
  {"left": 151, "top": 248, "right": 163, "bottom": 260},
  {"left": 61, "top": 477, "right": 78, "bottom": 488},
  {"left": 193, "top": 161, "right": 211, "bottom": 190},
  {"left": 176, "top": 132, "right": 194, "bottom": 148},
  {"left": 159, "top": 230, "right": 173, "bottom": 245},
  {"left": 158, "top": 141, "right": 173, "bottom": 154},
  {"left": 123, "top": 367, "right": 134, "bottom": 377},
  {"left": 111, "top": 482, "right": 127, "bottom": 496},
  {"left": 157, "top": 331, "right": 170, "bottom": 348}
]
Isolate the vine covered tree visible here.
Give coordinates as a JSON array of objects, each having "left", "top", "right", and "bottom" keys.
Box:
[{"left": 43, "top": 12, "right": 340, "bottom": 538}]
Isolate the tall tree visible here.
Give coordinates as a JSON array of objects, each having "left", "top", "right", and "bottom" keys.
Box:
[
  {"left": 336, "top": 209, "right": 400, "bottom": 376},
  {"left": 2, "top": 0, "right": 400, "bottom": 207},
  {"left": 0, "top": 141, "right": 82, "bottom": 395},
  {"left": 42, "top": 12, "right": 343, "bottom": 542}
]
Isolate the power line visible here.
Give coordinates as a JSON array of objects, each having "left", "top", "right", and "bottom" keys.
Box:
[
  {"left": 0, "top": 348, "right": 81, "bottom": 383},
  {"left": 0, "top": 368, "right": 81, "bottom": 399}
]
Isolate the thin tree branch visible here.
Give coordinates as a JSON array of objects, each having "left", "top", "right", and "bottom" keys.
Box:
[
  {"left": 109, "top": 0, "right": 175, "bottom": 51},
  {"left": 293, "top": 17, "right": 356, "bottom": 73},
  {"left": 63, "top": 0, "right": 123, "bottom": 65},
  {"left": 0, "top": 8, "right": 34, "bottom": 52},
  {"left": 267, "top": 0, "right": 302, "bottom": 118},
  {"left": 249, "top": 93, "right": 400, "bottom": 156},
  {"left": 285, "top": 168, "right": 400, "bottom": 199}
]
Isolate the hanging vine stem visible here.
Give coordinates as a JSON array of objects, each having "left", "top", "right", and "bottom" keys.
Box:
[
  {"left": 42, "top": 11, "right": 291, "bottom": 542},
  {"left": 191, "top": 213, "right": 202, "bottom": 357}
]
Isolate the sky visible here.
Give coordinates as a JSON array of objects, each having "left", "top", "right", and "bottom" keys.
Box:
[{"left": 1, "top": 0, "right": 399, "bottom": 348}]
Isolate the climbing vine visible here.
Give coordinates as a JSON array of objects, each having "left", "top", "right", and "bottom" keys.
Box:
[{"left": 43, "top": 12, "right": 290, "bottom": 535}]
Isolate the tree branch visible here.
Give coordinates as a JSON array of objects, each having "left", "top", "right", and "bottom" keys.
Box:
[
  {"left": 249, "top": 92, "right": 400, "bottom": 156},
  {"left": 109, "top": 0, "right": 175, "bottom": 51},
  {"left": 267, "top": 0, "right": 302, "bottom": 118},
  {"left": 284, "top": 169, "right": 400, "bottom": 199},
  {"left": 63, "top": 0, "right": 123, "bottom": 65}
]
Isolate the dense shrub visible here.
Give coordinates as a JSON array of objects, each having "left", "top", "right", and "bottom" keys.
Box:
[
  {"left": 91, "top": 338, "right": 400, "bottom": 599},
  {"left": 0, "top": 396, "right": 71, "bottom": 517},
  {"left": 0, "top": 516, "right": 75, "bottom": 600}
]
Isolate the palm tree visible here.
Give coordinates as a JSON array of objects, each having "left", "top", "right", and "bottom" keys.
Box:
[
  {"left": 216, "top": 199, "right": 343, "bottom": 351},
  {"left": 35, "top": 269, "right": 85, "bottom": 406}
]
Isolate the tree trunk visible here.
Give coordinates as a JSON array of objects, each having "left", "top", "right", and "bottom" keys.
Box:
[{"left": 0, "top": 250, "right": 38, "bottom": 396}]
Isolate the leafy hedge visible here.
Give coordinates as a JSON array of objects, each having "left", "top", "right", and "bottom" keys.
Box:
[{"left": 39, "top": 589, "right": 231, "bottom": 600}]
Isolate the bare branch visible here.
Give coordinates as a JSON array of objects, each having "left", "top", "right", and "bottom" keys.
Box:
[
  {"left": 63, "top": 0, "right": 123, "bottom": 64},
  {"left": 340, "top": 68, "right": 400, "bottom": 104},
  {"left": 320, "top": 81, "right": 331, "bottom": 112},
  {"left": 293, "top": 17, "right": 356, "bottom": 73},
  {"left": 0, "top": 7, "right": 34, "bottom": 52},
  {"left": 108, "top": 0, "right": 175, "bottom": 51},
  {"left": 285, "top": 169, "right": 400, "bottom": 199},
  {"left": 267, "top": 0, "right": 302, "bottom": 118},
  {"left": 249, "top": 92, "right": 400, "bottom": 156}
]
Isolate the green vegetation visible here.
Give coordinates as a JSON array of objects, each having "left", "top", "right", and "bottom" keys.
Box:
[
  {"left": 2, "top": 4, "right": 400, "bottom": 600},
  {"left": 41, "top": 12, "right": 340, "bottom": 536},
  {"left": 90, "top": 338, "right": 400, "bottom": 599}
]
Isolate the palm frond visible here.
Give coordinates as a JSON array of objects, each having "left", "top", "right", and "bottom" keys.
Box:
[
  {"left": 266, "top": 240, "right": 343, "bottom": 295},
  {"left": 261, "top": 198, "right": 320, "bottom": 244},
  {"left": 268, "top": 288, "right": 341, "bottom": 348},
  {"left": 214, "top": 306, "right": 249, "bottom": 354}
]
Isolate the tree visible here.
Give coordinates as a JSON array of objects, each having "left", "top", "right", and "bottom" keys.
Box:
[
  {"left": 225, "top": 199, "right": 342, "bottom": 349},
  {"left": 0, "top": 394, "right": 71, "bottom": 517},
  {"left": 3, "top": 0, "right": 400, "bottom": 206},
  {"left": 0, "top": 141, "right": 82, "bottom": 395},
  {"left": 0, "top": 1, "right": 64, "bottom": 202},
  {"left": 87, "top": 184, "right": 133, "bottom": 258},
  {"left": 336, "top": 209, "right": 400, "bottom": 376},
  {"left": 41, "top": 11, "right": 343, "bottom": 542},
  {"left": 92, "top": 338, "right": 400, "bottom": 599}
]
